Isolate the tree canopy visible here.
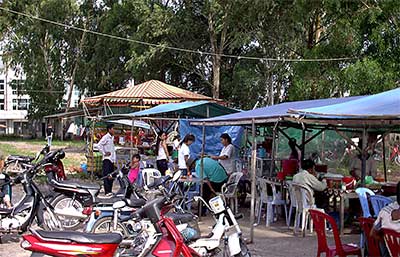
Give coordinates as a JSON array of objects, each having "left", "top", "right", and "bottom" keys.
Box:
[{"left": 0, "top": 0, "right": 399, "bottom": 118}]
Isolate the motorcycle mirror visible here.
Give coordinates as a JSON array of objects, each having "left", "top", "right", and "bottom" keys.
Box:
[
  {"left": 172, "top": 170, "right": 181, "bottom": 182},
  {"left": 112, "top": 200, "right": 126, "bottom": 209}
]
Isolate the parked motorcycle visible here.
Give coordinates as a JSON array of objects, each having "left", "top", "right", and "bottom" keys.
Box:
[
  {"left": 3, "top": 145, "right": 50, "bottom": 174},
  {"left": 21, "top": 193, "right": 200, "bottom": 257},
  {"left": 0, "top": 161, "right": 62, "bottom": 237},
  {"left": 49, "top": 162, "right": 145, "bottom": 229}
]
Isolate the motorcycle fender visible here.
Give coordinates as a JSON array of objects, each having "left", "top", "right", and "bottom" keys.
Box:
[{"left": 228, "top": 233, "right": 241, "bottom": 256}]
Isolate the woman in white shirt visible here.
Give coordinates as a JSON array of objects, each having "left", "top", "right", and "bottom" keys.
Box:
[
  {"left": 178, "top": 134, "right": 195, "bottom": 176},
  {"left": 156, "top": 131, "right": 170, "bottom": 175},
  {"left": 212, "top": 133, "right": 235, "bottom": 175}
]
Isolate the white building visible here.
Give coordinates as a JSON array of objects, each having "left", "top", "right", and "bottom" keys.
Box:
[{"left": 0, "top": 59, "right": 30, "bottom": 135}]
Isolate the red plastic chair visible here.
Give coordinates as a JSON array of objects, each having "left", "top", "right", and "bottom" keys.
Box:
[
  {"left": 382, "top": 228, "right": 400, "bottom": 257},
  {"left": 358, "top": 217, "right": 381, "bottom": 257},
  {"left": 309, "top": 209, "right": 361, "bottom": 257}
]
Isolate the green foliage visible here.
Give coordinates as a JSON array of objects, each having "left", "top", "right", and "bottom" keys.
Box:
[{"left": 1, "top": 0, "right": 400, "bottom": 115}]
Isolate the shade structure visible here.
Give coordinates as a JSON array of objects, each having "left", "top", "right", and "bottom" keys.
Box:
[
  {"left": 105, "top": 119, "right": 151, "bottom": 130},
  {"left": 291, "top": 87, "right": 400, "bottom": 119},
  {"left": 190, "top": 96, "right": 363, "bottom": 126},
  {"left": 82, "top": 80, "right": 219, "bottom": 107},
  {"left": 105, "top": 101, "right": 239, "bottom": 119}
]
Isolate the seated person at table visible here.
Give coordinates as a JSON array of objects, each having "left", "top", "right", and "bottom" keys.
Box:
[
  {"left": 371, "top": 182, "right": 400, "bottom": 257},
  {"left": 293, "top": 159, "right": 327, "bottom": 201},
  {"left": 188, "top": 157, "right": 228, "bottom": 203},
  {"left": 349, "top": 153, "right": 377, "bottom": 180}
]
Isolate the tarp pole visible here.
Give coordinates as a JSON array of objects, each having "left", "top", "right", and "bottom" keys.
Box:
[
  {"left": 301, "top": 123, "right": 306, "bottom": 160},
  {"left": 250, "top": 119, "right": 256, "bottom": 243},
  {"left": 361, "top": 128, "right": 367, "bottom": 186},
  {"left": 269, "top": 121, "right": 279, "bottom": 176},
  {"left": 382, "top": 134, "right": 387, "bottom": 182},
  {"left": 131, "top": 118, "right": 134, "bottom": 158},
  {"left": 199, "top": 122, "right": 206, "bottom": 221}
]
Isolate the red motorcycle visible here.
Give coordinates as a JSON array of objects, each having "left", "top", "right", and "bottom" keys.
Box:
[{"left": 21, "top": 195, "right": 200, "bottom": 257}]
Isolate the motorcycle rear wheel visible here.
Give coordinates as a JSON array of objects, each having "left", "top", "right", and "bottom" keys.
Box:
[
  {"left": 51, "top": 194, "right": 83, "bottom": 229},
  {"left": 90, "top": 216, "right": 129, "bottom": 238}
]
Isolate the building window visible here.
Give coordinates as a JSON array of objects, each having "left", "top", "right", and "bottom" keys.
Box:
[
  {"left": 12, "top": 99, "right": 17, "bottom": 110},
  {"left": 0, "top": 122, "right": 6, "bottom": 134},
  {"left": 0, "top": 80, "right": 4, "bottom": 95},
  {"left": 10, "top": 79, "right": 24, "bottom": 95},
  {"left": 0, "top": 99, "right": 4, "bottom": 110},
  {"left": 13, "top": 98, "right": 29, "bottom": 110},
  {"left": 18, "top": 99, "right": 29, "bottom": 110}
]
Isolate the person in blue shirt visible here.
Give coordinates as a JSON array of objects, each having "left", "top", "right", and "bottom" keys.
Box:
[{"left": 188, "top": 157, "right": 228, "bottom": 202}]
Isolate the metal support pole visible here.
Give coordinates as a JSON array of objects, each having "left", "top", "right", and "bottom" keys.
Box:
[
  {"left": 301, "top": 124, "right": 306, "bottom": 160},
  {"left": 382, "top": 134, "right": 387, "bottom": 182},
  {"left": 249, "top": 119, "right": 257, "bottom": 243},
  {"left": 199, "top": 123, "right": 206, "bottom": 220},
  {"left": 361, "top": 128, "right": 367, "bottom": 186},
  {"left": 269, "top": 121, "right": 279, "bottom": 176}
]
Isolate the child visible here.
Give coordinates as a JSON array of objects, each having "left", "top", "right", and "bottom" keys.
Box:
[{"left": 128, "top": 154, "right": 141, "bottom": 184}]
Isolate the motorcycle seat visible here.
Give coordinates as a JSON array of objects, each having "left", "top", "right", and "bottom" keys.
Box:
[
  {"left": 0, "top": 207, "right": 12, "bottom": 215},
  {"left": 7, "top": 155, "right": 34, "bottom": 162},
  {"left": 166, "top": 212, "right": 197, "bottom": 224},
  {"left": 35, "top": 230, "right": 122, "bottom": 244},
  {"left": 126, "top": 198, "right": 146, "bottom": 208},
  {"left": 52, "top": 180, "right": 101, "bottom": 190},
  {"left": 95, "top": 195, "right": 123, "bottom": 204}
]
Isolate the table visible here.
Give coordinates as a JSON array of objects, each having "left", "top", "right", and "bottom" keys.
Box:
[{"left": 324, "top": 188, "right": 359, "bottom": 235}]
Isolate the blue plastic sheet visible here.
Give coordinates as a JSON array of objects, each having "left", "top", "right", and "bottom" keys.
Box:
[{"left": 179, "top": 119, "right": 244, "bottom": 158}]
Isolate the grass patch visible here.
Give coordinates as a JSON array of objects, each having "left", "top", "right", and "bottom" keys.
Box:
[
  {"left": 0, "top": 141, "right": 36, "bottom": 157},
  {"left": 0, "top": 136, "right": 85, "bottom": 148}
]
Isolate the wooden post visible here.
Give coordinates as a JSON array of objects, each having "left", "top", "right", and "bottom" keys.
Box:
[
  {"left": 249, "top": 119, "right": 257, "bottom": 243},
  {"left": 382, "top": 134, "right": 387, "bottom": 182},
  {"left": 361, "top": 128, "right": 367, "bottom": 186},
  {"left": 269, "top": 121, "right": 279, "bottom": 176}
]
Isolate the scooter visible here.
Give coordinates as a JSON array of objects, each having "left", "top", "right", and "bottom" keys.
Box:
[
  {"left": 21, "top": 193, "right": 200, "bottom": 257},
  {"left": 0, "top": 161, "right": 62, "bottom": 238},
  {"left": 49, "top": 162, "right": 147, "bottom": 230},
  {"left": 3, "top": 145, "right": 50, "bottom": 174}
]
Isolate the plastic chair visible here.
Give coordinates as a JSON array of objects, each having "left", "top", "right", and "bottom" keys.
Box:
[
  {"left": 221, "top": 172, "right": 243, "bottom": 214},
  {"left": 355, "top": 187, "right": 375, "bottom": 218},
  {"left": 287, "top": 182, "right": 297, "bottom": 228},
  {"left": 141, "top": 168, "right": 162, "bottom": 187},
  {"left": 382, "top": 228, "right": 400, "bottom": 257},
  {"left": 262, "top": 179, "right": 288, "bottom": 227},
  {"left": 358, "top": 217, "right": 381, "bottom": 257},
  {"left": 309, "top": 209, "right": 361, "bottom": 257},
  {"left": 370, "top": 195, "right": 394, "bottom": 217},
  {"left": 292, "top": 182, "right": 318, "bottom": 237}
]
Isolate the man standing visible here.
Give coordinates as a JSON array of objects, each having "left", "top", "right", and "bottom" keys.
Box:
[
  {"left": 98, "top": 124, "right": 116, "bottom": 196},
  {"left": 46, "top": 124, "right": 54, "bottom": 147}
]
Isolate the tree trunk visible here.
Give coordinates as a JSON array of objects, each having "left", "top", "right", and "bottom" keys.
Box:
[
  {"left": 40, "top": 31, "right": 54, "bottom": 95},
  {"left": 66, "top": 22, "right": 88, "bottom": 111},
  {"left": 212, "top": 54, "right": 221, "bottom": 98}
]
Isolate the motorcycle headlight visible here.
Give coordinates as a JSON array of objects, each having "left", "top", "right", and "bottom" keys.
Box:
[{"left": 21, "top": 240, "right": 32, "bottom": 249}]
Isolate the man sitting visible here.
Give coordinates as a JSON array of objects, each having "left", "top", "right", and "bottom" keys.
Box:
[
  {"left": 293, "top": 159, "right": 327, "bottom": 204},
  {"left": 293, "top": 159, "right": 327, "bottom": 191},
  {"left": 371, "top": 182, "right": 400, "bottom": 256}
]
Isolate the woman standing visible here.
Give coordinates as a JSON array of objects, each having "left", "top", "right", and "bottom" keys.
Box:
[
  {"left": 212, "top": 133, "right": 235, "bottom": 175},
  {"left": 156, "top": 131, "right": 170, "bottom": 175},
  {"left": 178, "top": 134, "right": 195, "bottom": 176}
]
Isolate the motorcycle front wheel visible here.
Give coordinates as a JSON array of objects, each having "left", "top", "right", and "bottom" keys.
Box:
[
  {"left": 51, "top": 194, "right": 84, "bottom": 229},
  {"left": 90, "top": 216, "right": 129, "bottom": 238},
  {"left": 233, "top": 239, "right": 251, "bottom": 257}
]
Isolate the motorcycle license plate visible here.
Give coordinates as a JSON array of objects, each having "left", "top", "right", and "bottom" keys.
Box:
[{"left": 209, "top": 196, "right": 225, "bottom": 213}]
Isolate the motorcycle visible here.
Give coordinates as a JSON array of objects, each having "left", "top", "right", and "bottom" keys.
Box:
[
  {"left": 49, "top": 162, "right": 145, "bottom": 229},
  {"left": 21, "top": 192, "right": 200, "bottom": 257},
  {"left": 3, "top": 145, "right": 51, "bottom": 174},
  {"left": 0, "top": 161, "right": 62, "bottom": 238}
]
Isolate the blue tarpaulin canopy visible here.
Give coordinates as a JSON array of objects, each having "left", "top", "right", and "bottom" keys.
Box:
[
  {"left": 105, "top": 100, "right": 239, "bottom": 119},
  {"left": 290, "top": 87, "right": 400, "bottom": 119},
  {"left": 190, "top": 96, "right": 363, "bottom": 126}
]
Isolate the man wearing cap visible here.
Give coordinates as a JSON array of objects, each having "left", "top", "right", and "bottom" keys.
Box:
[
  {"left": 98, "top": 124, "right": 116, "bottom": 196},
  {"left": 188, "top": 157, "right": 228, "bottom": 203}
]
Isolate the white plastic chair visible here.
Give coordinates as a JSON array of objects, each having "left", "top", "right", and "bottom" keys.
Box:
[
  {"left": 221, "top": 171, "right": 243, "bottom": 214},
  {"left": 141, "top": 168, "right": 162, "bottom": 187},
  {"left": 287, "top": 182, "right": 297, "bottom": 228},
  {"left": 256, "top": 178, "right": 288, "bottom": 226},
  {"left": 292, "top": 182, "right": 322, "bottom": 237}
]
